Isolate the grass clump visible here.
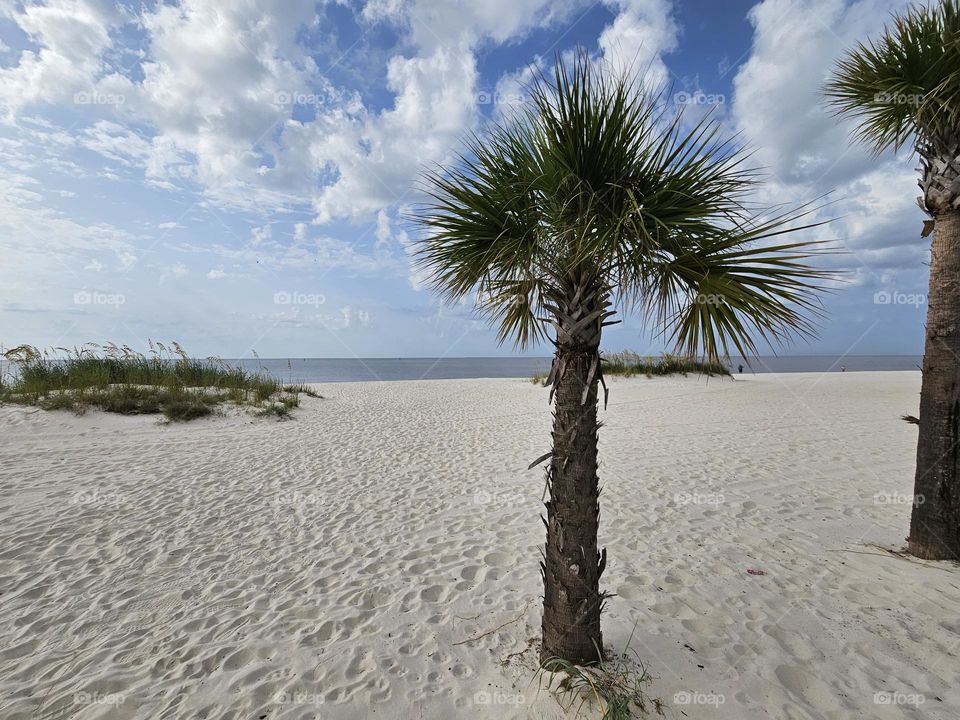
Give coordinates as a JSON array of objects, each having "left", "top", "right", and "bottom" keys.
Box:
[
  {"left": 539, "top": 637, "right": 664, "bottom": 719},
  {"left": 283, "top": 383, "right": 322, "bottom": 398},
  {"left": 604, "top": 351, "right": 730, "bottom": 378},
  {"left": 533, "top": 351, "right": 731, "bottom": 383},
  {"left": 0, "top": 341, "right": 320, "bottom": 422},
  {"left": 163, "top": 398, "right": 214, "bottom": 422},
  {"left": 254, "top": 403, "right": 292, "bottom": 420}
]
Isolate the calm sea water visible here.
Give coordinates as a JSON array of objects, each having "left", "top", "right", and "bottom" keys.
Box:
[{"left": 232, "top": 355, "right": 922, "bottom": 383}]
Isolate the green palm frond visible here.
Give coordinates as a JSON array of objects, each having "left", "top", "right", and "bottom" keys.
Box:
[
  {"left": 825, "top": 0, "right": 960, "bottom": 152},
  {"left": 414, "top": 52, "right": 835, "bottom": 359}
]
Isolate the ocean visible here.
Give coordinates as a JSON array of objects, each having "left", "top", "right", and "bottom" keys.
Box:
[{"left": 231, "top": 355, "right": 923, "bottom": 383}]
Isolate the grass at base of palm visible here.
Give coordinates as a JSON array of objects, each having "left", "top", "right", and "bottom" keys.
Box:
[
  {"left": 0, "top": 342, "right": 321, "bottom": 422},
  {"left": 539, "top": 650, "right": 664, "bottom": 719},
  {"left": 532, "top": 352, "right": 730, "bottom": 383}
]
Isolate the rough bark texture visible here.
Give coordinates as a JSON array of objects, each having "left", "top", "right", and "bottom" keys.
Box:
[
  {"left": 540, "top": 272, "right": 611, "bottom": 664},
  {"left": 917, "top": 135, "right": 960, "bottom": 216},
  {"left": 910, "top": 210, "right": 960, "bottom": 560}
]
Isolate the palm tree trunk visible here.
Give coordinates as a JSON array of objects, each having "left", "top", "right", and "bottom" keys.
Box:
[
  {"left": 540, "top": 274, "right": 609, "bottom": 664},
  {"left": 910, "top": 210, "right": 960, "bottom": 560}
]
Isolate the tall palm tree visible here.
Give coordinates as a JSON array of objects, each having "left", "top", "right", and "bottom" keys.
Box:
[
  {"left": 826, "top": 0, "right": 960, "bottom": 560},
  {"left": 415, "top": 55, "right": 831, "bottom": 664}
]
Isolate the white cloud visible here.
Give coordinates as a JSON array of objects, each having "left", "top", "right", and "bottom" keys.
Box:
[
  {"left": 293, "top": 222, "right": 308, "bottom": 243},
  {"left": 80, "top": 121, "right": 152, "bottom": 165},
  {"left": 362, "top": 0, "right": 584, "bottom": 50},
  {"left": 598, "top": 0, "right": 679, "bottom": 90},
  {"left": 250, "top": 224, "right": 272, "bottom": 247},
  {"left": 730, "top": 0, "right": 926, "bottom": 296},
  {"left": 206, "top": 268, "right": 228, "bottom": 280},
  {"left": 0, "top": 0, "right": 123, "bottom": 116},
  {"left": 311, "top": 0, "right": 598, "bottom": 223},
  {"left": 375, "top": 210, "right": 391, "bottom": 244},
  {"left": 310, "top": 42, "right": 479, "bottom": 223},
  {"left": 733, "top": 0, "right": 912, "bottom": 188},
  {"left": 1, "top": 0, "right": 680, "bottom": 233}
]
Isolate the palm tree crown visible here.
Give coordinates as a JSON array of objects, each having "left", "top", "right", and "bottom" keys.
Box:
[
  {"left": 825, "top": 0, "right": 960, "bottom": 215},
  {"left": 416, "top": 55, "right": 832, "bottom": 360}
]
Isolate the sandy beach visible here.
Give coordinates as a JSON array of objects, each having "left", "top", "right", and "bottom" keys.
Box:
[{"left": 1, "top": 371, "right": 958, "bottom": 719}]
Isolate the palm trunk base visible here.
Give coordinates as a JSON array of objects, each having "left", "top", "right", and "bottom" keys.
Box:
[
  {"left": 540, "top": 623, "right": 603, "bottom": 666},
  {"left": 908, "top": 537, "right": 959, "bottom": 560},
  {"left": 909, "top": 211, "right": 960, "bottom": 562}
]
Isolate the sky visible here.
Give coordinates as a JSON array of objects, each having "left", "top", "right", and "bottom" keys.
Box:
[{"left": 0, "top": 0, "right": 931, "bottom": 359}]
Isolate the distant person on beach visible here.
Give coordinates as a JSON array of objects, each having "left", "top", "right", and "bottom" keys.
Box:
[
  {"left": 738, "top": 364, "right": 744, "bottom": 374},
  {"left": 840, "top": 365, "right": 846, "bottom": 372}
]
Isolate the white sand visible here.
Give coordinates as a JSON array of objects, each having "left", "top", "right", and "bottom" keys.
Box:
[{"left": 1, "top": 371, "right": 958, "bottom": 719}]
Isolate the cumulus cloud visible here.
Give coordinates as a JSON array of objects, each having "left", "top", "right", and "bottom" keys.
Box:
[
  {"left": 729, "top": 0, "right": 928, "bottom": 352},
  {"left": 598, "top": 0, "right": 679, "bottom": 89},
  {"left": 0, "top": 0, "right": 684, "bottom": 231},
  {"left": 311, "top": 42, "right": 478, "bottom": 223},
  {"left": 0, "top": 0, "right": 124, "bottom": 115}
]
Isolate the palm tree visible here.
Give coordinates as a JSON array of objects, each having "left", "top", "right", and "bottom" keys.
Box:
[
  {"left": 415, "top": 55, "right": 831, "bottom": 664},
  {"left": 826, "top": 0, "right": 960, "bottom": 560}
]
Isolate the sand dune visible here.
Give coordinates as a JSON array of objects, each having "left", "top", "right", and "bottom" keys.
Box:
[{"left": 1, "top": 371, "right": 958, "bottom": 719}]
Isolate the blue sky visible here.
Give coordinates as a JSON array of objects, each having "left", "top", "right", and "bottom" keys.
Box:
[{"left": 0, "top": 0, "right": 928, "bottom": 358}]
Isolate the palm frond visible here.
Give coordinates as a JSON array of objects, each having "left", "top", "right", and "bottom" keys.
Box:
[
  {"left": 825, "top": 0, "right": 960, "bottom": 152},
  {"left": 414, "top": 51, "right": 835, "bottom": 355}
]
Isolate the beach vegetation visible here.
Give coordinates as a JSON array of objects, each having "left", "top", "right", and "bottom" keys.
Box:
[
  {"left": 602, "top": 351, "right": 729, "bottom": 378},
  {"left": 0, "top": 341, "right": 320, "bottom": 422},
  {"left": 532, "top": 352, "right": 729, "bottom": 382},
  {"left": 540, "top": 652, "right": 662, "bottom": 719}
]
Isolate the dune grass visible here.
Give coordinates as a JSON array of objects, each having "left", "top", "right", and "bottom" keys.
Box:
[
  {"left": 541, "top": 655, "right": 662, "bottom": 719},
  {"left": 538, "top": 625, "right": 664, "bottom": 719},
  {"left": 531, "top": 351, "right": 730, "bottom": 384},
  {"left": 0, "top": 341, "right": 321, "bottom": 422},
  {"left": 604, "top": 351, "right": 730, "bottom": 378}
]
